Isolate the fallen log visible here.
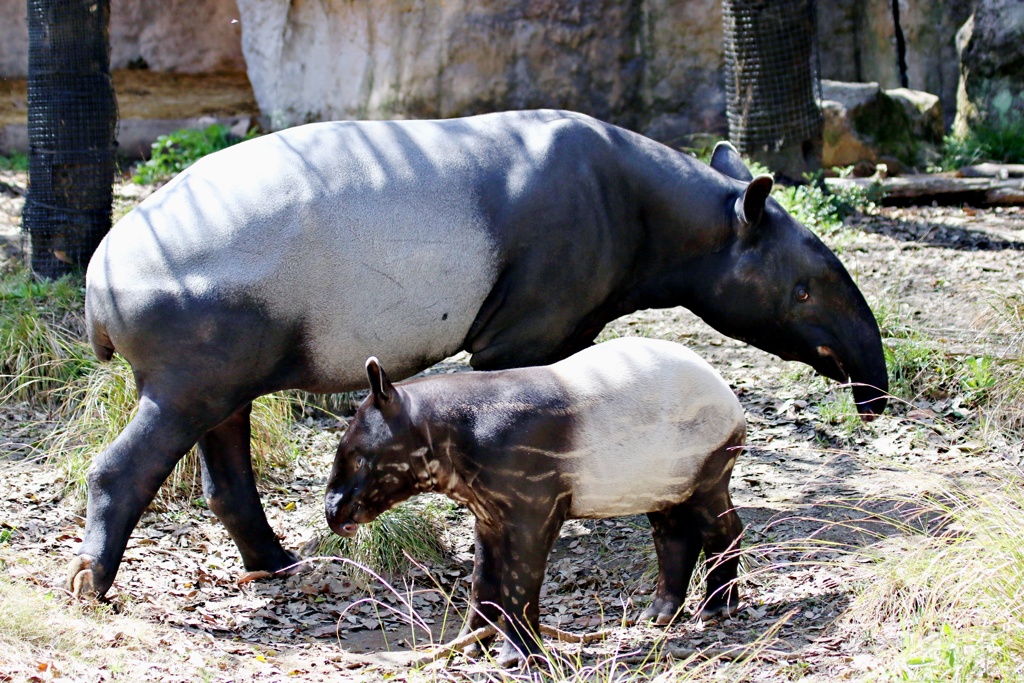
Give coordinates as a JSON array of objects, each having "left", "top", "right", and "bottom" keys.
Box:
[
  {"left": 956, "top": 163, "right": 1024, "bottom": 179},
  {"left": 825, "top": 175, "right": 1024, "bottom": 205}
]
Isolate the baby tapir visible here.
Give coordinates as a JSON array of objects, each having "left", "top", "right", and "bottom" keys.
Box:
[{"left": 324, "top": 336, "right": 746, "bottom": 666}]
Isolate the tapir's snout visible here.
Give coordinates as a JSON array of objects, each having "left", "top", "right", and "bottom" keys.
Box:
[
  {"left": 806, "top": 298, "right": 889, "bottom": 421},
  {"left": 813, "top": 342, "right": 888, "bottom": 420}
]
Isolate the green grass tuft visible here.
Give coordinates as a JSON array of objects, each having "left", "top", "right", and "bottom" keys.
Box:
[
  {"left": 0, "top": 151, "right": 29, "bottom": 172},
  {"left": 0, "top": 269, "right": 93, "bottom": 404},
  {"left": 941, "top": 118, "right": 1024, "bottom": 170},
  {"left": 317, "top": 496, "right": 451, "bottom": 578},
  {"left": 132, "top": 124, "right": 255, "bottom": 185},
  {"left": 772, "top": 172, "right": 877, "bottom": 241}
]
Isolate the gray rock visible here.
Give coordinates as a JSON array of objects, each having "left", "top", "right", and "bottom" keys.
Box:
[
  {"left": 954, "top": 0, "right": 1024, "bottom": 135},
  {"left": 820, "top": 80, "right": 943, "bottom": 172}
]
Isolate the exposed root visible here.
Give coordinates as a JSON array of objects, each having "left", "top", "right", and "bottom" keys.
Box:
[
  {"left": 407, "top": 625, "right": 498, "bottom": 667},
  {"left": 407, "top": 623, "right": 615, "bottom": 667},
  {"left": 539, "top": 623, "right": 614, "bottom": 644}
]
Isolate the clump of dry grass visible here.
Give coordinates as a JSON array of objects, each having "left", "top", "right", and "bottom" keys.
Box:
[
  {"left": 0, "top": 269, "right": 92, "bottom": 405},
  {"left": 0, "top": 557, "right": 163, "bottom": 679},
  {"left": 851, "top": 476, "right": 1024, "bottom": 681},
  {"left": 45, "top": 355, "right": 306, "bottom": 508}
]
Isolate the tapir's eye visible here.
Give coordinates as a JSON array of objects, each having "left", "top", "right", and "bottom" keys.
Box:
[
  {"left": 795, "top": 286, "right": 810, "bottom": 302},
  {"left": 354, "top": 455, "right": 367, "bottom": 470}
]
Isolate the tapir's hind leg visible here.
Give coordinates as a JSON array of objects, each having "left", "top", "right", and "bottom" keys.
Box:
[
  {"left": 197, "top": 403, "right": 299, "bottom": 574},
  {"left": 693, "top": 490, "right": 743, "bottom": 620},
  {"left": 642, "top": 505, "right": 704, "bottom": 625},
  {"left": 66, "top": 395, "right": 217, "bottom": 598}
]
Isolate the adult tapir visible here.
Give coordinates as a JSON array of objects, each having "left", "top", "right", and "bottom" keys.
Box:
[
  {"left": 72, "top": 109, "right": 887, "bottom": 598},
  {"left": 326, "top": 338, "right": 747, "bottom": 666}
]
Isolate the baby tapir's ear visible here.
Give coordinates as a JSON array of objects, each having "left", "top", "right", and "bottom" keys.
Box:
[{"left": 365, "top": 356, "right": 399, "bottom": 415}]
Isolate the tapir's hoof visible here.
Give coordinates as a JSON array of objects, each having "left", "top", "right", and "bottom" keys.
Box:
[
  {"left": 65, "top": 555, "right": 97, "bottom": 598},
  {"left": 640, "top": 600, "right": 684, "bottom": 626}
]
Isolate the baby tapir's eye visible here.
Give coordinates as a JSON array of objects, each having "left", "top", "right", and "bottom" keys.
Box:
[
  {"left": 354, "top": 455, "right": 367, "bottom": 469},
  {"left": 795, "top": 286, "right": 810, "bottom": 303}
]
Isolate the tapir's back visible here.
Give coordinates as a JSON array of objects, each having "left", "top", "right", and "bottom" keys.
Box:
[
  {"left": 548, "top": 337, "right": 745, "bottom": 518},
  {"left": 86, "top": 111, "right": 597, "bottom": 387}
]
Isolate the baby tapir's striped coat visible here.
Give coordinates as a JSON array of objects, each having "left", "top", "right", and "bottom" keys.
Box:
[{"left": 325, "top": 337, "right": 746, "bottom": 666}]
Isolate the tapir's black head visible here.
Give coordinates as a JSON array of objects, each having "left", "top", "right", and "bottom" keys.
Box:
[
  {"left": 692, "top": 143, "right": 889, "bottom": 418},
  {"left": 324, "top": 358, "right": 428, "bottom": 538}
]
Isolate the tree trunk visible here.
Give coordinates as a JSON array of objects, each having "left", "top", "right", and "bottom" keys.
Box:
[{"left": 24, "top": 0, "right": 117, "bottom": 279}]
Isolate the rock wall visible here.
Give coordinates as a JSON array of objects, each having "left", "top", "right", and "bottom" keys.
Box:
[
  {"left": 1, "top": 0, "right": 985, "bottom": 142},
  {"left": 816, "top": 0, "right": 975, "bottom": 127},
  {"left": 954, "top": 0, "right": 1024, "bottom": 135},
  {"left": 240, "top": 0, "right": 974, "bottom": 140},
  {"left": 238, "top": 0, "right": 724, "bottom": 140},
  {"left": 0, "top": 0, "right": 245, "bottom": 77}
]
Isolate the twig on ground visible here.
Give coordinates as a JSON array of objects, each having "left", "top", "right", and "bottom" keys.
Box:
[{"left": 615, "top": 643, "right": 803, "bottom": 665}]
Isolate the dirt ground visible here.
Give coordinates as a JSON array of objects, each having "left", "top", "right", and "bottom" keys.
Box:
[
  {"left": 1, "top": 71, "right": 257, "bottom": 127},
  {"left": 1, "top": 165, "right": 1023, "bottom": 681}
]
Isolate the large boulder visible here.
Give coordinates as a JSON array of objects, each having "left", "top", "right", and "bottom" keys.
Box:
[
  {"left": 816, "top": 0, "right": 974, "bottom": 128},
  {"left": 236, "top": 0, "right": 726, "bottom": 140},
  {"left": 821, "top": 80, "right": 944, "bottom": 172},
  {"left": 954, "top": 0, "right": 1024, "bottom": 136}
]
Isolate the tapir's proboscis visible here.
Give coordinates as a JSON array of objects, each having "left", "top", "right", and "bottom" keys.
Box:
[
  {"left": 72, "top": 109, "right": 887, "bottom": 598},
  {"left": 326, "top": 338, "right": 747, "bottom": 666}
]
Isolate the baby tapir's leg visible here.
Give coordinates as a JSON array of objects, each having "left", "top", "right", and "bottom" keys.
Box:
[
  {"left": 642, "top": 505, "right": 704, "bottom": 625},
  {"left": 694, "top": 489, "right": 743, "bottom": 619},
  {"left": 493, "top": 506, "right": 567, "bottom": 668},
  {"left": 459, "top": 522, "right": 505, "bottom": 655}
]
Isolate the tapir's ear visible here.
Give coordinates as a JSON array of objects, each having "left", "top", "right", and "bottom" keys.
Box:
[
  {"left": 365, "top": 357, "right": 398, "bottom": 413},
  {"left": 738, "top": 174, "right": 775, "bottom": 236},
  {"left": 710, "top": 141, "right": 754, "bottom": 182}
]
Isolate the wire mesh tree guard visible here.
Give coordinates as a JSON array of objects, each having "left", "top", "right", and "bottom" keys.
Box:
[
  {"left": 23, "top": 0, "right": 117, "bottom": 280},
  {"left": 723, "top": 0, "right": 823, "bottom": 178}
]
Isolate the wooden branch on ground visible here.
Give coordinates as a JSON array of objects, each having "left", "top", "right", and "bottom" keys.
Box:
[{"left": 407, "top": 625, "right": 497, "bottom": 667}]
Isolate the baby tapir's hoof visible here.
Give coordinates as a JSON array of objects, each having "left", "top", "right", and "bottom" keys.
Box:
[
  {"left": 699, "top": 590, "right": 741, "bottom": 621},
  {"left": 640, "top": 598, "right": 685, "bottom": 626},
  {"left": 494, "top": 641, "right": 548, "bottom": 669}
]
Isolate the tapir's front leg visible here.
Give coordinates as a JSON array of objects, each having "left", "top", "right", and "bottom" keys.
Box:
[
  {"left": 67, "top": 396, "right": 214, "bottom": 597},
  {"left": 493, "top": 506, "right": 566, "bottom": 668}
]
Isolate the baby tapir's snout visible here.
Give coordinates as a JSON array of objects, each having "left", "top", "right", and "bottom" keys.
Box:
[
  {"left": 325, "top": 357, "right": 434, "bottom": 538},
  {"left": 325, "top": 337, "right": 747, "bottom": 667}
]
